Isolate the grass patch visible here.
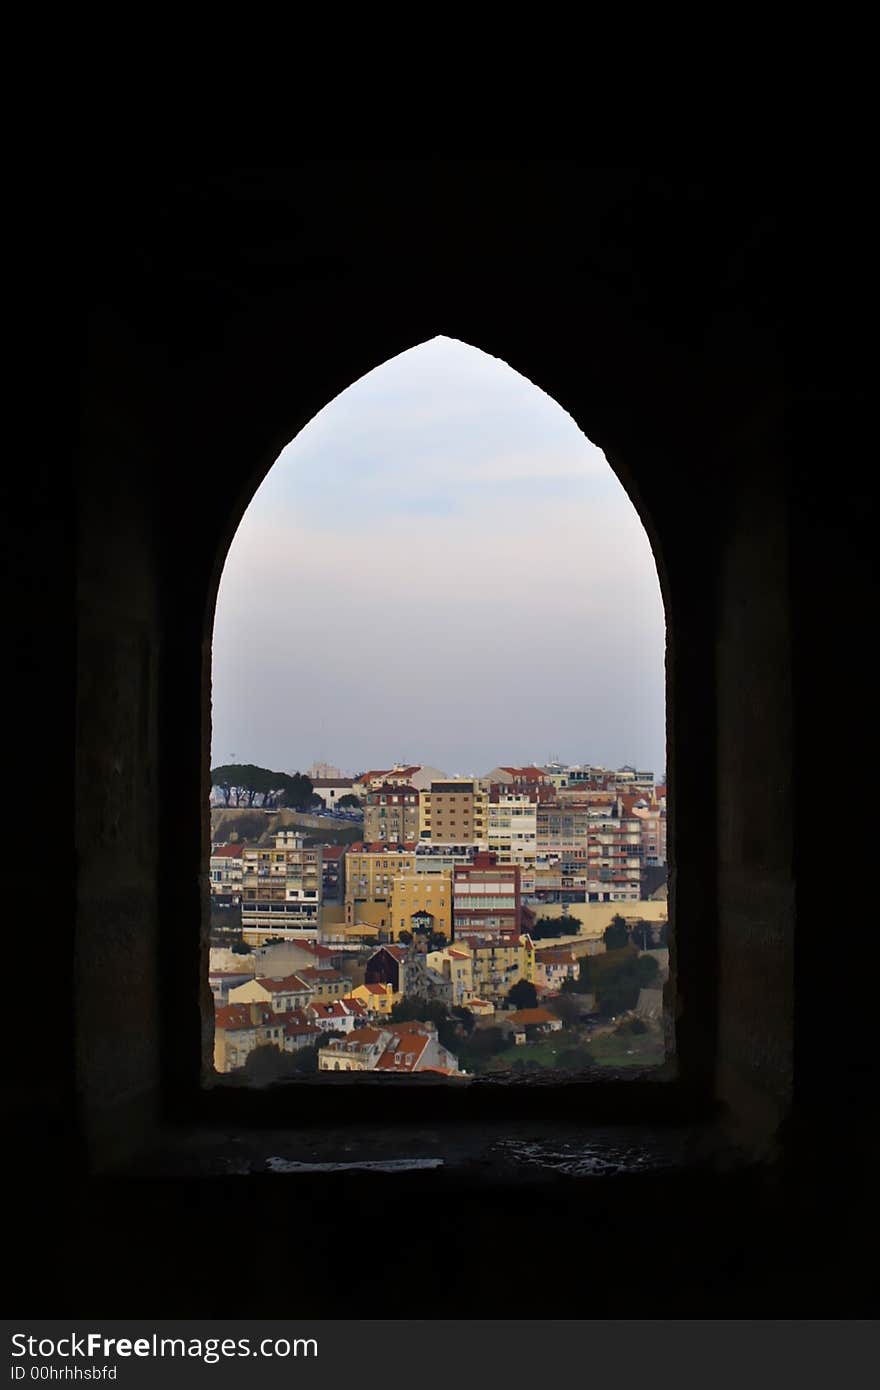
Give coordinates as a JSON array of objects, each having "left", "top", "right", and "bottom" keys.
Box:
[
  {"left": 467, "top": 1020, "right": 665, "bottom": 1074},
  {"left": 588, "top": 1026, "right": 665, "bottom": 1067}
]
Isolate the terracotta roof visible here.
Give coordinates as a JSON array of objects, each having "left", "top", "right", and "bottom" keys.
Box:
[
  {"left": 341, "top": 997, "right": 369, "bottom": 1015},
  {"left": 215, "top": 1003, "right": 286, "bottom": 1031},
  {"left": 214, "top": 1004, "right": 256, "bottom": 1032},
  {"left": 320, "top": 845, "right": 346, "bottom": 860},
  {"left": 284, "top": 941, "right": 337, "bottom": 961},
  {"left": 358, "top": 982, "right": 393, "bottom": 995},
  {"left": 323, "top": 1027, "right": 386, "bottom": 1049},
  {"left": 506, "top": 1007, "right": 558, "bottom": 1026},
  {"left": 308, "top": 1000, "right": 354, "bottom": 1020},
  {"left": 253, "top": 974, "right": 313, "bottom": 994},
  {"left": 312, "top": 778, "right": 354, "bottom": 788},
  {"left": 375, "top": 1032, "right": 430, "bottom": 1070},
  {"left": 211, "top": 843, "right": 244, "bottom": 858},
  {"left": 296, "top": 967, "right": 348, "bottom": 984},
  {"left": 380, "top": 945, "right": 408, "bottom": 961},
  {"left": 285, "top": 1020, "right": 322, "bottom": 1039}
]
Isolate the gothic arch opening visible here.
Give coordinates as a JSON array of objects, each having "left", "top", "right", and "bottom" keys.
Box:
[{"left": 207, "top": 335, "right": 670, "bottom": 1087}]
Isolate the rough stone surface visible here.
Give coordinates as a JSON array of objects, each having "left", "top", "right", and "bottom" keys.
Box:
[{"left": 9, "top": 163, "right": 874, "bottom": 1315}]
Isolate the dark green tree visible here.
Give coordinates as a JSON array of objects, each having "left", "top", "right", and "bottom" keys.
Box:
[
  {"left": 531, "top": 915, "right": 582, "bottom": 940},
  {"left": 507, "top": 979, "right": 538, "bottom": 1010},
  {"left": 338, "top": 794, "right": 361, "bottom": 808},
  {"left": 603, "top": 915, "right": 631, "bottom": 951},
  {"left": 547, "top": 992, "right": 582, "bottom": 1027}
]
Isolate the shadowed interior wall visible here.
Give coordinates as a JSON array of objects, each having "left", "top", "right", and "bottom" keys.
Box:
[{"left": 10, "top": 164, "right": 873, "bottom": 1314}]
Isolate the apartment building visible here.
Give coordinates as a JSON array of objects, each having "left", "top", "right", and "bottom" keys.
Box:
[
  {"left": 363, "top": 783, "right": 420, "bottom": 844},
  {"left": 209, "top": 841, "right": 244, "bottom": 904},
  {"left": 452, "top": 852, "right": 522, "bottom": 947},
  {"left": 419, "top": 780, "right": 489, "bottom": 846},
  {"left": 487, "top": 790, "right": 538, "bottom": 892},
  {"left": 585, "top": 811, "right": 643, "bottom": 901},
  {"left": 535, "top": 801, "right": 642, "bottom": 903},
  {"left": 240, "top": 832, "right": 323, "bottom": 937},
  {"left": 389, "top": 871, "right": 452, "bottom": 942},
  {"left": 321, "top": 844, "right": 345, "bottom": 903},
  {"left": 344, "top": 845, "right": 418, "bottom": 930},
  {"left": 632, "top": 805, "right": 668, "bottom": 869}
]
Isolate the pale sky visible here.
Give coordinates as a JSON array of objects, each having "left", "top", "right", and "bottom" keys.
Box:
[{"left": 211, "top": 336, "right": 666, "bottom": 779}]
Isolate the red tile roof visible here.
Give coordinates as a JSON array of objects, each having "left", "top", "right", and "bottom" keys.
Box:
[
  {"left": 296, "top": 967, "right": 348, "bottom": 984},
  {"left": 211, "top": 843, "right": 245, "bottom": 857},
  {"left": 323, "top": 1027, "right": 386, "bottom": 1049},
  {"left": 284, "top": 1020, "right": 322, "bottom": 1040},
  {"left": 214, "top": 1004, "right": 256, "bottom": 1032},
  {"left": 506, "top": 1007, "right": 558, "bottom": 1027},
  {"left": 308, "top": 1000, "right": 354, "bottom": 1020},
  {"left": 375, "top": 1032, "right": 431, "bottom": 1070},
  {"left": 253, "top": 974, "right": 312, "bottom": 994}
]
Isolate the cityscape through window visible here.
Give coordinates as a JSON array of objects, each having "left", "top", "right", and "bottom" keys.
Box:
[{"left": 209, "top": 337, "right": 668, "bottom": 1083}]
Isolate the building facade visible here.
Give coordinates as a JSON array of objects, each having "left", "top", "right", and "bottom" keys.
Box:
[
  {"left": 240, "top": 832, "right": 323, "bottom": 936},
  {"left": 363, "top": 783, "right": 421, "bottom": 844},
  {"left": 452, "top": 853, "right": 522, "bottom": 947},
  {"left": 419, "top": 780, "right": 489, "bottom": 846}
]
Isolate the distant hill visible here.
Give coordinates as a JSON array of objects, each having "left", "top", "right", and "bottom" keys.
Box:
[{"left": 211, "top": 806, "right": 363, "bottom": 848}]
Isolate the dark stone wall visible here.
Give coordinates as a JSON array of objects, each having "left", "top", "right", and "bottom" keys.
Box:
[{"left": 9, "top": 164, "right": 874, "bottom": 1313}]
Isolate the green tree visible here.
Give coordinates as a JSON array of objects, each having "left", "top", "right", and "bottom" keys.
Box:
[
  {"left": 242, "top": 1043, "right": 298, "bottom": 1082},
  {"left": 458, "top": 1026, "right": 507, "bottom": 1065},
  {"left": 531, "top": 915, "right": 582, "bottom": 940},
  {"left": 338, "top": 794, "right": 361, "bottom": 808},
  {"left": 547, "top": 993, "right": 582, "bottom": 1027},
  {"left": 275, "top": 772, "right": 315, "bottom": 810},
  {"left": 507, "top": 979, "right": 538, "bottom": 1010},
  {"left": 210, "top": 763, "right": 314, "bottom": 810},
  {"left": 603, "top": 915, "right": 630, "bottom": 951}
]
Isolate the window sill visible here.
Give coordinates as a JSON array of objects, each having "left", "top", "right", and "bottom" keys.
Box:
[{"left": 112, "top": 1112, "right": 736, "bottom": 1183}]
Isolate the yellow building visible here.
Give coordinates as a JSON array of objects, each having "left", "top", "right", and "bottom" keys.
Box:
[
  {"left": 465, "top": 935, "right": 537, "bottom": 1001},
  {"left": 419, "top": 780, "right": 489, "bottom": 846},
  {"left": 348, "top": 982, "right": 399, "bottom": 1017},
  {"left": 426, "top": 945, "right": 475, "bottom": 1006},
  {"left": 389, "top": 871, "right": 452, "bottom": 941},
  {"left": 344, "top": 848, "right": 418, "bottom": 930}
]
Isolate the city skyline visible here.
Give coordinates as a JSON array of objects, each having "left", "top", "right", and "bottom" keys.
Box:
[{"left": 211, "top": 336, "right": 666, "bottom": 776}]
